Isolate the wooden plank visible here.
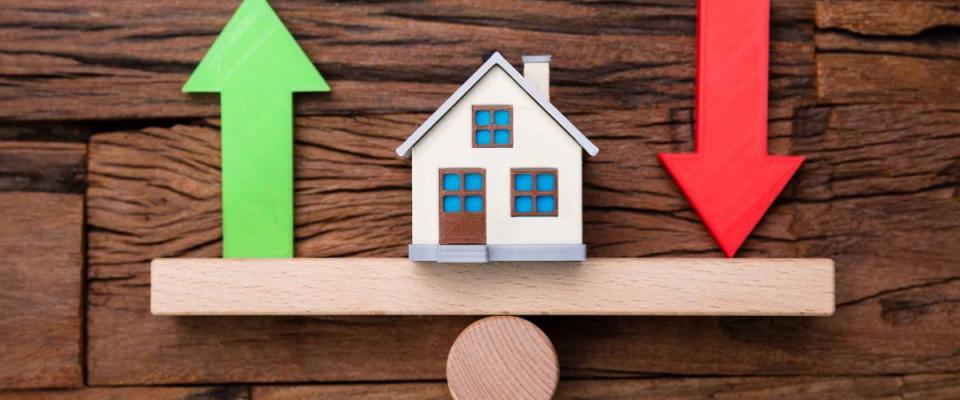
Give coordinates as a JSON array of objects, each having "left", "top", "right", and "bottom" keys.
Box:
[
  {"left": 255, "top": 384, "right": 449, "bottom": 400},
  {"left": 86, "top": 104, "right": 960, "bottom": 384},
  {"left": 0, "top": 387, "right": 249, "bottom": 400},
  {"left": 254, "top": 374, "right": 960, "bottom": 400},
  {"left": 816, "top": 53, "right": 960, "bottom": 104},
  {"left": 815, "top": 2, "right": 960, "bottom": 104},
  {"left": 0, "top": 142, "right": 86, "bottom": 193},
  {"left": 0, "top": 192, "right": 83, "bottom": 389},
  {"left": 151, "top": 258, "right": 835, "bottom": 316},
  {"left": 788, "top": 104, "right": 960, "bottom": 304},
  {"left": 817, "top": 0, "right": 960, "bottom": 36},
  {"left": 0, "top": 0, "right": 814, "bottom": 121}
]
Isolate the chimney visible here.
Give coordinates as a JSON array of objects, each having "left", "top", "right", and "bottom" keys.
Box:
[{"left": 522, "top": 55, "right": 551, "bottom": 101}]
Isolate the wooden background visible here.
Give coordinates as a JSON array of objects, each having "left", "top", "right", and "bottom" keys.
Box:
[{"left": 2, "top": 0, "right": 959, "bottom": 398}]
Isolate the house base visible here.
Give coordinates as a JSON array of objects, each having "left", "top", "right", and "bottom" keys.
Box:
[{"left": 409, "top": 244, "right": 587, "bottom": 263}]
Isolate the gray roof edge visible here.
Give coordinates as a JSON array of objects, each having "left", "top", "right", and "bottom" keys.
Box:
[{"left": 395, "top": 52, "right": 599, "bottom": 158}]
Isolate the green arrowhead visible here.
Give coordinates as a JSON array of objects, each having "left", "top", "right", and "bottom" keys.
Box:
[
  {"left": 184, "top": 0, "right": 329, "bottom": 258},
  {"left": 184, "top": 0, "right": 329, "bottom": 93}
]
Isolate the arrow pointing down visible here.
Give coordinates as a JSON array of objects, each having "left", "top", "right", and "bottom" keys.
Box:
[
  {"left": 659, "top": 0, "right": 804, "bottom": 257},
  {"left": 184, "top": 0, "right": 329, "bottom": 258}
]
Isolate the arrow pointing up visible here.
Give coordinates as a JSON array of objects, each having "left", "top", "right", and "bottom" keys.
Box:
[
  {"left": 659, "top": 0, "right": 804, "bottom": 257},
  {"left": 184, "top": 0, "right": 329, "bottom": 258}
]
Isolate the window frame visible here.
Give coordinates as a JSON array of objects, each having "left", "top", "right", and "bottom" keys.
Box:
[
  {"left": 511, "top": 168, "right": 558, "bottom": 217},
  {"left": 439, "top": 168, "right": 486, "bottom": 214},
  {"left": 472, "top": 105, "right": 514, "bottom": 148}
]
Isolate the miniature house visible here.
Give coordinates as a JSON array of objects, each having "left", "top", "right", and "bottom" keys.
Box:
[{"left": 396, "top": 52, "right": 599, "bottom": 263}]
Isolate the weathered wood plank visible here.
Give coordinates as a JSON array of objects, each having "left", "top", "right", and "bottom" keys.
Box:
[
  {"left": 0, "top": 142, "right": 86, "bottom": 193},
  {"left": 787, "top": 104, "right": 960, "bottom": 304},
  {"left": 0, "top": 192, "right": 83, "bottom": 389},
  {"left": 255, "top": 383, "right": 449, "bottom": 400},
  {"left": 0, "top": 387, "right": 249, "bottom": 400},
  {"left": 816, "top": 53, "right": 960, "bottom": 104},
  {"left": 817, "top": 0, "right": 960, "bottom": 36},
  {"left": 0, "top": 0, "right": 814, "bottom": 121},
  {"left": 86, "top": 103, "right": 960, "bottom": 383},
  {"left": 254, "top": 374, "right": 960, "bottom": 399},
  {"left": 815, "top": 3, "right": 960, "bottom": 104}
]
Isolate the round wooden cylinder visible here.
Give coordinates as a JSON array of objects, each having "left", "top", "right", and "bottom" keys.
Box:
[{"left": 446, "top": 316, "right": 559, "bottom": 400}]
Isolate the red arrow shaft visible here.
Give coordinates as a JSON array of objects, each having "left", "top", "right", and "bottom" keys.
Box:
[{"left": 696, "top": 0, "right": 770, "bottom": 158}]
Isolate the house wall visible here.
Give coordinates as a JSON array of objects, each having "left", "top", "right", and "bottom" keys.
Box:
[{"left": 411, "top": 66, "right": 583, "bottom": 245}]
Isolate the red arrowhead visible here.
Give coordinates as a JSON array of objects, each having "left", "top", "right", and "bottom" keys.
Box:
[
  {"left": 659, "top": 0, "right": 804, "bottom": 257},
  {"left": 660, "top": 153, "right": 803, "bottom": 257}
]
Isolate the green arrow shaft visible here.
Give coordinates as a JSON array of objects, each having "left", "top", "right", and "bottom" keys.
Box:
[{"left": 221, "top": 88, "right": 294, "bottom": 258}]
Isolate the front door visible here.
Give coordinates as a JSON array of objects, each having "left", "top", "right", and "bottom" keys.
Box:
[{"left": 439, "top": 168, "right": 486, "bottom": 244}]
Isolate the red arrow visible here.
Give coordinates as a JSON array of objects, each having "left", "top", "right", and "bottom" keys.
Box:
[{"left": 659, "top": 0, "right": 804, "bottom": 257}]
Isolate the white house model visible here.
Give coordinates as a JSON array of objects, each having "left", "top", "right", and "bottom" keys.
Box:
[{"left": 396, "top": 52, "right": 599, "bottom": 263}]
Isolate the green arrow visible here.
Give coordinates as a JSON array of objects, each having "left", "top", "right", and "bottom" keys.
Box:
[{"left": 184, "top": 0, "right": 329, "bottom": 258}]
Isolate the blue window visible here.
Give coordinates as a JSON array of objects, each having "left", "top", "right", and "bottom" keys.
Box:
[
  {"left": 494, "top": 129, "right": 510, "bottom": 144},
  {"left": 465, "top": 195, "right": 483, "bottom": 212},
  {"left": 465, "top": 173, "right": 483, "bottom": 191},
  {"left": 475, "top": 110, "right": 491, "bottom": 126},
  {"left": 512, "top": 169, "right": 558, "bottom": 216},
  {"left": 494, "top": 110, "right": 510, "bottom": 125},
  {"left": 443, "top": 196, "right": 461, "bottom": 213},
  {"left": 443, "top": 174, "right": 460, "bottom": 191},
  {"left": 536, "top": 173, "right": 555, "bottom": 191},
  {"left": 440, "top": 169, "right": 485, "bottom": 214},
  {"left": 536, "top": 196, "right": 556, "bottom": 213},
  {"left": 473, "top": 105, "right": 512, "bottom": 147},
  {"left": 514, "top": 174, "right": 533, "bottom": 191},
  {"left": 515, "top": 196, "right": 533, "bottom": 213},
  {"left": 475, "top": 130, "right": 491, "bottom": 145}
]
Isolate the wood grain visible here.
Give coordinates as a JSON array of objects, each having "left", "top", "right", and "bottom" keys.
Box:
[
  {"left": 151, "top": 258, "right": 834, "bottom": 316},
  {"left": 0, "top": 0, "right": 814, "bottom": 121},
  {"left": 255, "top": 384, "right": 450, "bottom": 400},
  {"left": 446, "top": 316, "right": 558, "bottom": 400},
  {"left": 788, "top": 104, "right": 960, "bottom": 304},
  {"left": 0, "top": 387, "right": 249, "bottom": 400},
  {"left": 815, "top": 1, "right": 960, "bottom": 103},
  {"left": 0, "top": 141, "right": 86, "bottom": 192},
  {"left": 254, "top": 374, "right": 960, "bottom": 399},
  {"left": 816, "top": 53, "right": 960, "bottom": 104},
  {"left": 85, "top": 101, "right": 960, "bottom": 384},
  {"left": 817, "top": 0, "right": 960, "bottom": 35},
  {"left": 0, "top": 192, "right": 83, "bottom": 389}
]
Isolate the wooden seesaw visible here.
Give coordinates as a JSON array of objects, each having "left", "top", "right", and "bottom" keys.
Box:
[{"left": 152, "top": 258, "right": 835, "bottom": 399}]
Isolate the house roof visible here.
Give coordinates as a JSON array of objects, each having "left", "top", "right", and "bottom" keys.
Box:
[{"left": 395, "top": 52, "right": 599, "bottom": 158}]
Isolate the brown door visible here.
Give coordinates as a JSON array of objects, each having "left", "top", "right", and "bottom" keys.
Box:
[{"left": 439, "top": 168, "right": 486, "bottom": 244}]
